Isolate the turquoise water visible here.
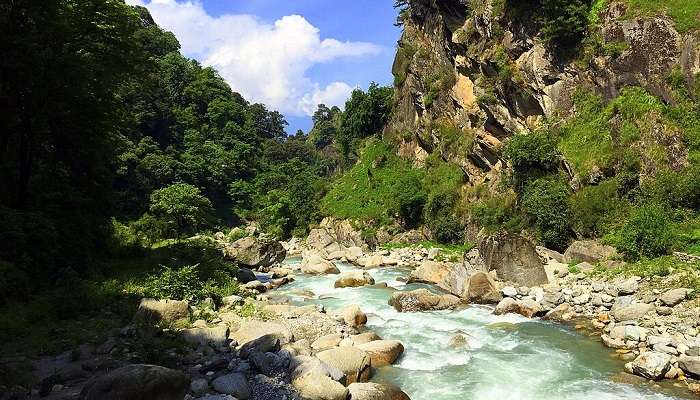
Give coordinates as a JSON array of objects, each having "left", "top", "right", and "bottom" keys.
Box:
[{"left": 276, "top": 260, "right": 691, "bottom": 400}]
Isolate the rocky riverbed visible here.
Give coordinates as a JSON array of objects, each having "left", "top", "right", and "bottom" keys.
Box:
[{"left": 13, "top": 221, "right": 700, "bottom": 400}]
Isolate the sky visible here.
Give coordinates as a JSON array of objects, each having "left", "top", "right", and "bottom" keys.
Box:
[{"left": 126, "top": 0, "right": 402, "bottom": 133}]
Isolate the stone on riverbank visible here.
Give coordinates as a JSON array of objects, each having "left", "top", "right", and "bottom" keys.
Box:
[
  {"left": 356, "top": 340, "right": 404, "bottom": 366},
  {"left": 301, "top": 254, "right": 340, "bottom": 275},
  {"left": 347, "top": 382, "right": 411, "bottom": 400},
  {"left": 388, "top": 289, "right": 462, "bottom": 312},
  {"left": 80, "top": 364, "right": 189, "bottom": 400},
  {"left": 335, "top": 271, "right": 375, "bottom": 288},
  {"left": 612, "top": 302, "right": 654, "bottom": 322},
  {"left": 543, "top": 303, "right": 575, "bottom": 322},
  {"left": 317, "top": 347, "right": 372, "bottom": 384},
  {"left": 291, "top": 356, "right": 349, "bottom": 400},
  {"left": 659, "top": 288, "right": 690, "bottom": 307},
  {"left": 133, "top": 298, "right": 189, "bottom": 325},
  {"left": 493, "top": 297, "right": 542, "bottom": 318},
  {"left": 211, "top": 373, "right": 251, "bottom": 399},
  {"left": 407, "top": 260, "right": 468, "bottom": 296},
  {"left": 478, "top": 233, "right": 548, "bottom": 287},
  {"left": 625, "top": 352, "right": 672, "bottom": 380},
  {"left": 678, "top": 355, "right": 700, "bottom": 378},
  {"left": 341, "top": 304, "right": 368, "bottom": 327},
  {"left": 223, "top": 236, "right": 285, "bottom": 268},
  {"left": 465, "top": 271, "right": 502, "bottom": 304},
  {"left": 231, "top": 320, "right": 293, "bottom": 346},
  {"left": 563, "top": 240, "right": 617, "bottom": 263}
]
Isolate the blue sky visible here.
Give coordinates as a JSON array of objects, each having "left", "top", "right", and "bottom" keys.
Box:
[{"left": 129, "top": 0, "right": 401, "bottom": 133}]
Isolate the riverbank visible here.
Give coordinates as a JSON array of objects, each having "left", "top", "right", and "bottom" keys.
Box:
[{"left": 4, "top": 225, "right": 700, "bottom": 400}]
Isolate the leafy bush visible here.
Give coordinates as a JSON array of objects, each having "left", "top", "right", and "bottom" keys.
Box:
[
  {"left": 538, "top": 0, "right": 592, "bottom": 49},
  {"left": 613, "top": 203, "right": 673, "bottom": 261},
  {"left": 143, "top": 263, "right": 240, "bottom": 303},
  {"left": 471, "top": 191, "right": 525, "bottom": 233},
  {"left": 521, "top": 178, "right": 571, "bottom": 250},
  {"left": 504, "top": 132, "right": 560, "bottom": 189},
  {"left": 569, "top": 179, "right": 628, "bottom": 237},
  {"left": 149, "top": 183, "right": 213, "bottom": 238}
]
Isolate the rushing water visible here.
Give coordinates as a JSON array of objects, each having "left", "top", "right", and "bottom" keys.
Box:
[{"left": 274, "top": 259, "right": 691, "bottom": 400}]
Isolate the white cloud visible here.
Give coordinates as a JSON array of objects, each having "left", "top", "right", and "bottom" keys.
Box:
[{"left": 127, "top": 0, "right": 380, "bottom": 116}]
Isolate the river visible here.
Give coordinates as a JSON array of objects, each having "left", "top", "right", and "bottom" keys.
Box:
[{"left": 274, "top": 258, "right": 691, "bottom": 400}]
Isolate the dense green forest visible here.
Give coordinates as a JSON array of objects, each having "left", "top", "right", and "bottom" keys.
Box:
[{"left": 0, "top": 1, "right": 393, "bottom": 302}]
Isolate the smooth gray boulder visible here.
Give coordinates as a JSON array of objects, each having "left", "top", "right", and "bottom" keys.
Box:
[
  {"left": 211, "top": 373, "right": 251, "bottom": 399},
  {"left": 625, "top": 352, "right": 672, "bottom": 380},
  {"left": 478, "top": 233, "right": 548, "bottom": 286},
  {"left": 347, "top": 382, "right": 411, "bottom": 400}
]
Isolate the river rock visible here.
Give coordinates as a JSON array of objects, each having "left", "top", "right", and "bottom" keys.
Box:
[
  {"left": 494, "top": 297, "right": 519, "bottom": 315},
  {"left": 234, "top": 267, "right": 257, "bottom": 283},
  {"left": 224, "top": 236, "right": 285, "bottom": 268},
  {"left": 340, "top": 332, "right": 381, "bottom": 347},
  {"left": 238, "top": 334, "right": 281, "bottom": 358},
  {"left": 190, "top": 378, "right": 209, "bottom": 396},
  {"left": 612, "top": 302, "right": 654, "bottom": 322},
  {"left": 659, "top": 288, "right": 690, "bottom": 306},
  {"left": 133, "top": 298, "right": 189, "bottom": 325},
  {"left": 478, "top": 233, "right": 548, "bottom": 286},
  {"left": 407, "top": 261, "right": 468, "bottom": 296},
  {"left": 563, "top": 240, "right": 617, "bottom": 263},
  {"left": 388, "top": 289, "right": 461, "bottom": 312},
  {"left": 341, "top": 304, "right": 368, "bottom": 327},
  {"left": 301, "top": 254, "right": 340, "bottom": 275},
  {"left": 231, "top": 320, "right": 293, "bottom": 346},
  {"left": 616, "top": 277, "right": 639, "bottom": 295},
  {"left": 610, "top": 325, "right": 648, "bottom": 342},
  {"left": 625, "top": 352, "right": 672, "bottom": 380},
  {"left": 347, "top": 382, "right": 410, "bottom": 400},
  {"left": 80, "top": 364, "right": 189, "bottom": 400},
  {"left": 316, "top": 347, "right": 372, "bottom": 384},
  {"left": 249, "top": 351, "right": 287, "bottom": 375},
  {"left": 312, "top": 333, "right": 344, "bottom": 352},
  {"left": 502, "top": 286, "right": 518, "bottom": 298},
  {"left": 465, "top": 271, "right": 502, "bottom": 304},
  {"left": 355, "top": 340, "right": 404, "bottom": 366},
  {"left": 679, "top": 355, "right": 700, "bottom": 377},
  {"left": 181, "top": 326, "right": 230, "bottom": 347},
  {"left": 335, "top": 271, "right": 375, "bottom": 288},
  {"left": 211, "top": 373, "right": 251, "bottom": 399},
  {"left": 291, "top": 356, "right": 349, "bottom": 400},
  {"left": 543, "top": 303, "right": 575, "bottom": 322}
]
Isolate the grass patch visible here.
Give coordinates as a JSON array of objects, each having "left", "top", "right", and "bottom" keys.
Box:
[
  {"left": 321, "top": 140, "right": 425, "bottom": 226},
  {"left": 623, "top": 0, "right": 700, "bottom": 33}
]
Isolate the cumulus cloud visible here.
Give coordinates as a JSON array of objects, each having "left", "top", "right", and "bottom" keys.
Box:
[{"left": 127, "top": 0, "right": 380, "bottom": 116}]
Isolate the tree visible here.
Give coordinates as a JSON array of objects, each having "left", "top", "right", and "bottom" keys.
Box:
[
  {"left": 149, "top": 184, "right": 213, "bottom": 238},
  {"left": 337, "top": 83, "right": 394, "bottom": 158}
]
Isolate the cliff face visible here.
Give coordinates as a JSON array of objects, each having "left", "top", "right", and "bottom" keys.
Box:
[{"left": 387, "top": 0, "right": 700, "bottom": 189}]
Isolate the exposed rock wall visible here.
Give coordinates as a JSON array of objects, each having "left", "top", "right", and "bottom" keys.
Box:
[{"left": 387, "top": 0, "right": 698, "bottom": 188}]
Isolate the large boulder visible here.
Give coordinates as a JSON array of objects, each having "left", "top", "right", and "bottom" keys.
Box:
[
  {"left": 301, "top": 254, "right": 340, "bottom": 275},
  {"left": 478, "top": 233, "right": 548, "bottom": 286},
  {"left": 563, "top": 240, "right": 617, "bottom": 263},
  {"left": 659, "top": 288, "right": 691, "bottom": 307},
  {"left": 493, "top": 297, "right": 542, "bottom": 318},
  {"left": 388, "top": 289, "right": 461, "bottom": 312},
  {"left": 355, "top": 340, "right": 404, "bottom": 366},
  {"left": 464, "top": 272, "right": 502, "bottom": 304},
  {"left": 291, "top": 356, "right": 349, "bottom": 400},
  {"left": 80, "top": 364, "right": 189, "bottom": 400},
  {"left": 335, "top": 271, "right": 375, "bottom": 288},
  {"left": 347, "top": 382, "right": 411, "bottom": 400},
  {"left": 231, "top": 320, "right": 293, "bottom": 346},
  {"left": 211, "top": 373, "right": 251, "bottom": 399},
  {"left": 678, "top": 355, "right": 700, "bottom": 378},
  {"left": 341, "top": 304, "right": 368, "bottom": 327},
  {"left": 316, "top": 347, "right": 372, "bottom": 384},
  {"left": 235, "top": 268, "right": 257, "bottom": 283},
  {"left": 308, "top": 218, "right": 368, "bottom": 257},
  {"left": 408, "top": 261, "right": 468, "bottom": 297},
  {"left": 625, "top": 352, "right": 672, "bottom": 380},
  {"left": 181, "top": 326, "right": 230, "bottom": 347},
  {"left": 612, "top": 302, "right": 655, "bottom": 322},
  {"left": 224, "top": 236, "right": 286, "bottom": 268},
  {"left": 133, "top": 298, "right": 188, "bottom": 325}
]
